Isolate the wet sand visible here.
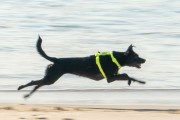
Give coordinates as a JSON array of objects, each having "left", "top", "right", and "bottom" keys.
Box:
[{"left": 0, "top": 104, "right": 180, "bottom": 120}]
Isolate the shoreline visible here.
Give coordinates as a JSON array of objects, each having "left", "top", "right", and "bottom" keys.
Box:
[
  {"left": 0, "top": 89, "right": 180, "bottom": 106},
  {"left": 0, "top": 104, "right": 180, "bottom": 120}
]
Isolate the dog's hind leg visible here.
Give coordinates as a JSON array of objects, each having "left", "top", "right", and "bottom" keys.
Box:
[
  {"left": 18, "top": 80, "right": 43, "bottom": 90},
  {"left": 23, "top": 85, "right": 42, "bottom": 98},
  {"left": 18, "top": 64, "right": 64, "bottom": 92}
]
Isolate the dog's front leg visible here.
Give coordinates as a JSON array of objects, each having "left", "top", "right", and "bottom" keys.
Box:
[
  {"left": 107, "top": 73, "right": 146, "bottom": 85},
  {"left": 107, "top": 73, "right": 146, "bottom": 86},
  {"left": 107, "top": 73, "right": 132, "bottom": 85},
  {"left": 129, "top": 77, "right": 146, "bottom": 84}
]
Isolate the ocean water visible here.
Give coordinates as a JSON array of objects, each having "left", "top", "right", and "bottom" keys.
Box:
[{"left": 0, "top": 0, "right": 180, "bottom": 105}]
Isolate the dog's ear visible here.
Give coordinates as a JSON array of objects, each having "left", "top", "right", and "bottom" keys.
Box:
[{"left": 125, "top": 44, "right": 135, "bottom": 55}]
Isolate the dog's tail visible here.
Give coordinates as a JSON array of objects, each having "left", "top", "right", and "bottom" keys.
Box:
[{"left": 36, "top": 35, "right": 57, "bottom": 62}]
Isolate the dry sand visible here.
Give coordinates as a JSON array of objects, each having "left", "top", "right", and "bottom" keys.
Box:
[{"left": 0, "top": 104, "right": 180, "bottom": 120}]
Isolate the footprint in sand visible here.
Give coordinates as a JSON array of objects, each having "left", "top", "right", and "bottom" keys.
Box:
[
  {"left": 62, "top": 118, "right": 74, "bottom": 120},
  {"left": 36, "top": 117, "right": 47, "bottom": 120},
  {"left": 19, "top": 118, "right": 26, "bottom": 119},
  {"left": 31, "top": 108, "right": 39, "bottom": 111},
  {"left": 3, "top": 107, "right": 14, "bottom": 110},
  {"left": 54, "top": 107, "right": 69, "bottom": 111}
]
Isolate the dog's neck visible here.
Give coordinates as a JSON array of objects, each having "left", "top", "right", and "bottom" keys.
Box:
[{"left": 113, "top": 51, "right": 128, "bottom": 67}]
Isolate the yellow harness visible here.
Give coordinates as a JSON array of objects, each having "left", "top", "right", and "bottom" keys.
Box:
[{"left": 95, "top": 52, "right": 121, "bottom": 79}]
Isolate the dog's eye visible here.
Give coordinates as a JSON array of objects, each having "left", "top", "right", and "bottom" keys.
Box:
[{"left": 134, "top": 55, "right": 139, "bottom": 59}]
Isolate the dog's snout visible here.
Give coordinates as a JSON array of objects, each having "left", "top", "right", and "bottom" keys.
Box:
[
  {"left": 142, "top": 59, "right": 146, "bottom": 63},
  {"left": 139, "top": 58, "right": 146, "bottom": 64}
]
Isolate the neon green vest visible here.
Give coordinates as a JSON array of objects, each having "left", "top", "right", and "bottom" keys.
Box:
[{"left": 95, "top": 52, "right": 121, "bottom": 79}]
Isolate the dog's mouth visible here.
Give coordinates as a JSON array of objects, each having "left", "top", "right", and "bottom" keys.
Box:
[
  {"left": 135, "top": 63, "right": 142, "bottom": 68},
  {"left": 135, "top": 61, "right": 146, "bottom": 68},
  {"left": 127, "top": 58, "right": 146, "bottom": 69},
  {"left": 135, "top": 59, "right": 146, "bottom": 68}
]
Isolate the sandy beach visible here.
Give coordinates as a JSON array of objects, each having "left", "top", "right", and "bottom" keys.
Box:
[{"left": 0, "top": 104, "right": 180, "bottom": 120}]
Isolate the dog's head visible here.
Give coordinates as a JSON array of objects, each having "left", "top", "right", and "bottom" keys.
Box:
[{"left": 124, "top": 45, "right": 146, "bottom": 68}]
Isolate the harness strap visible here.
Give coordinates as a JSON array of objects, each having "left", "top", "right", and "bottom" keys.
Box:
[{"left": 95, "top": 52, "right": 121, "bottom": 79}]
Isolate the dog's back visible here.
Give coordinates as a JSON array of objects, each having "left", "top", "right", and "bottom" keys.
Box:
[{"left": 55, "top": 56, "right": 103, "bottom": 80}]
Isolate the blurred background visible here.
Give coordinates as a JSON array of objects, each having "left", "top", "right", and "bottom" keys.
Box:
[{"left": 0, "top": 0, "right": 180, "bottom": 105}]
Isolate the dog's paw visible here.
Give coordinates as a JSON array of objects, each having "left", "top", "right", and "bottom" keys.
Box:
[
  {"left": 128, "top": 80, "right": 131, "bottom": 86},
  {"left": 24, "top": 94, "right": 30, "bottom": 99},
  {"left": 17, "top": 85, "right": 24, "bottom": 90},
  {"left": 139, "top": 81, "right": 146, "bottom": 84}
]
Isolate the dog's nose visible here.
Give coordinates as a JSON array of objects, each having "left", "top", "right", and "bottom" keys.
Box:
[
  {"left": 140, "top": 58, "right": 146, "bottom": 63},
  {"left": 143, "top": 59, "right": 146, "bottom": 63}
]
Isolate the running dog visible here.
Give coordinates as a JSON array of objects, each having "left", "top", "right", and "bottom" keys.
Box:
[{"left": 18, "top": 36, "right": 146, "bottom": 98}]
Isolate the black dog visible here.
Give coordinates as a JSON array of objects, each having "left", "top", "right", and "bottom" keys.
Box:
[{"left": 18, "top": 36, "right": 146, "bottom": 98}]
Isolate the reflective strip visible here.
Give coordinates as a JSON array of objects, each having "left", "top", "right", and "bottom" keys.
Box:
[
  {"left": 110, "top": 52, "right": 121, "bottom": 69},
  {"left": 95, "top": 52, "right": 121, "bottom": 79},
  {"left": 96, "top": 55, "right": 107, "bottom": 78}
]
